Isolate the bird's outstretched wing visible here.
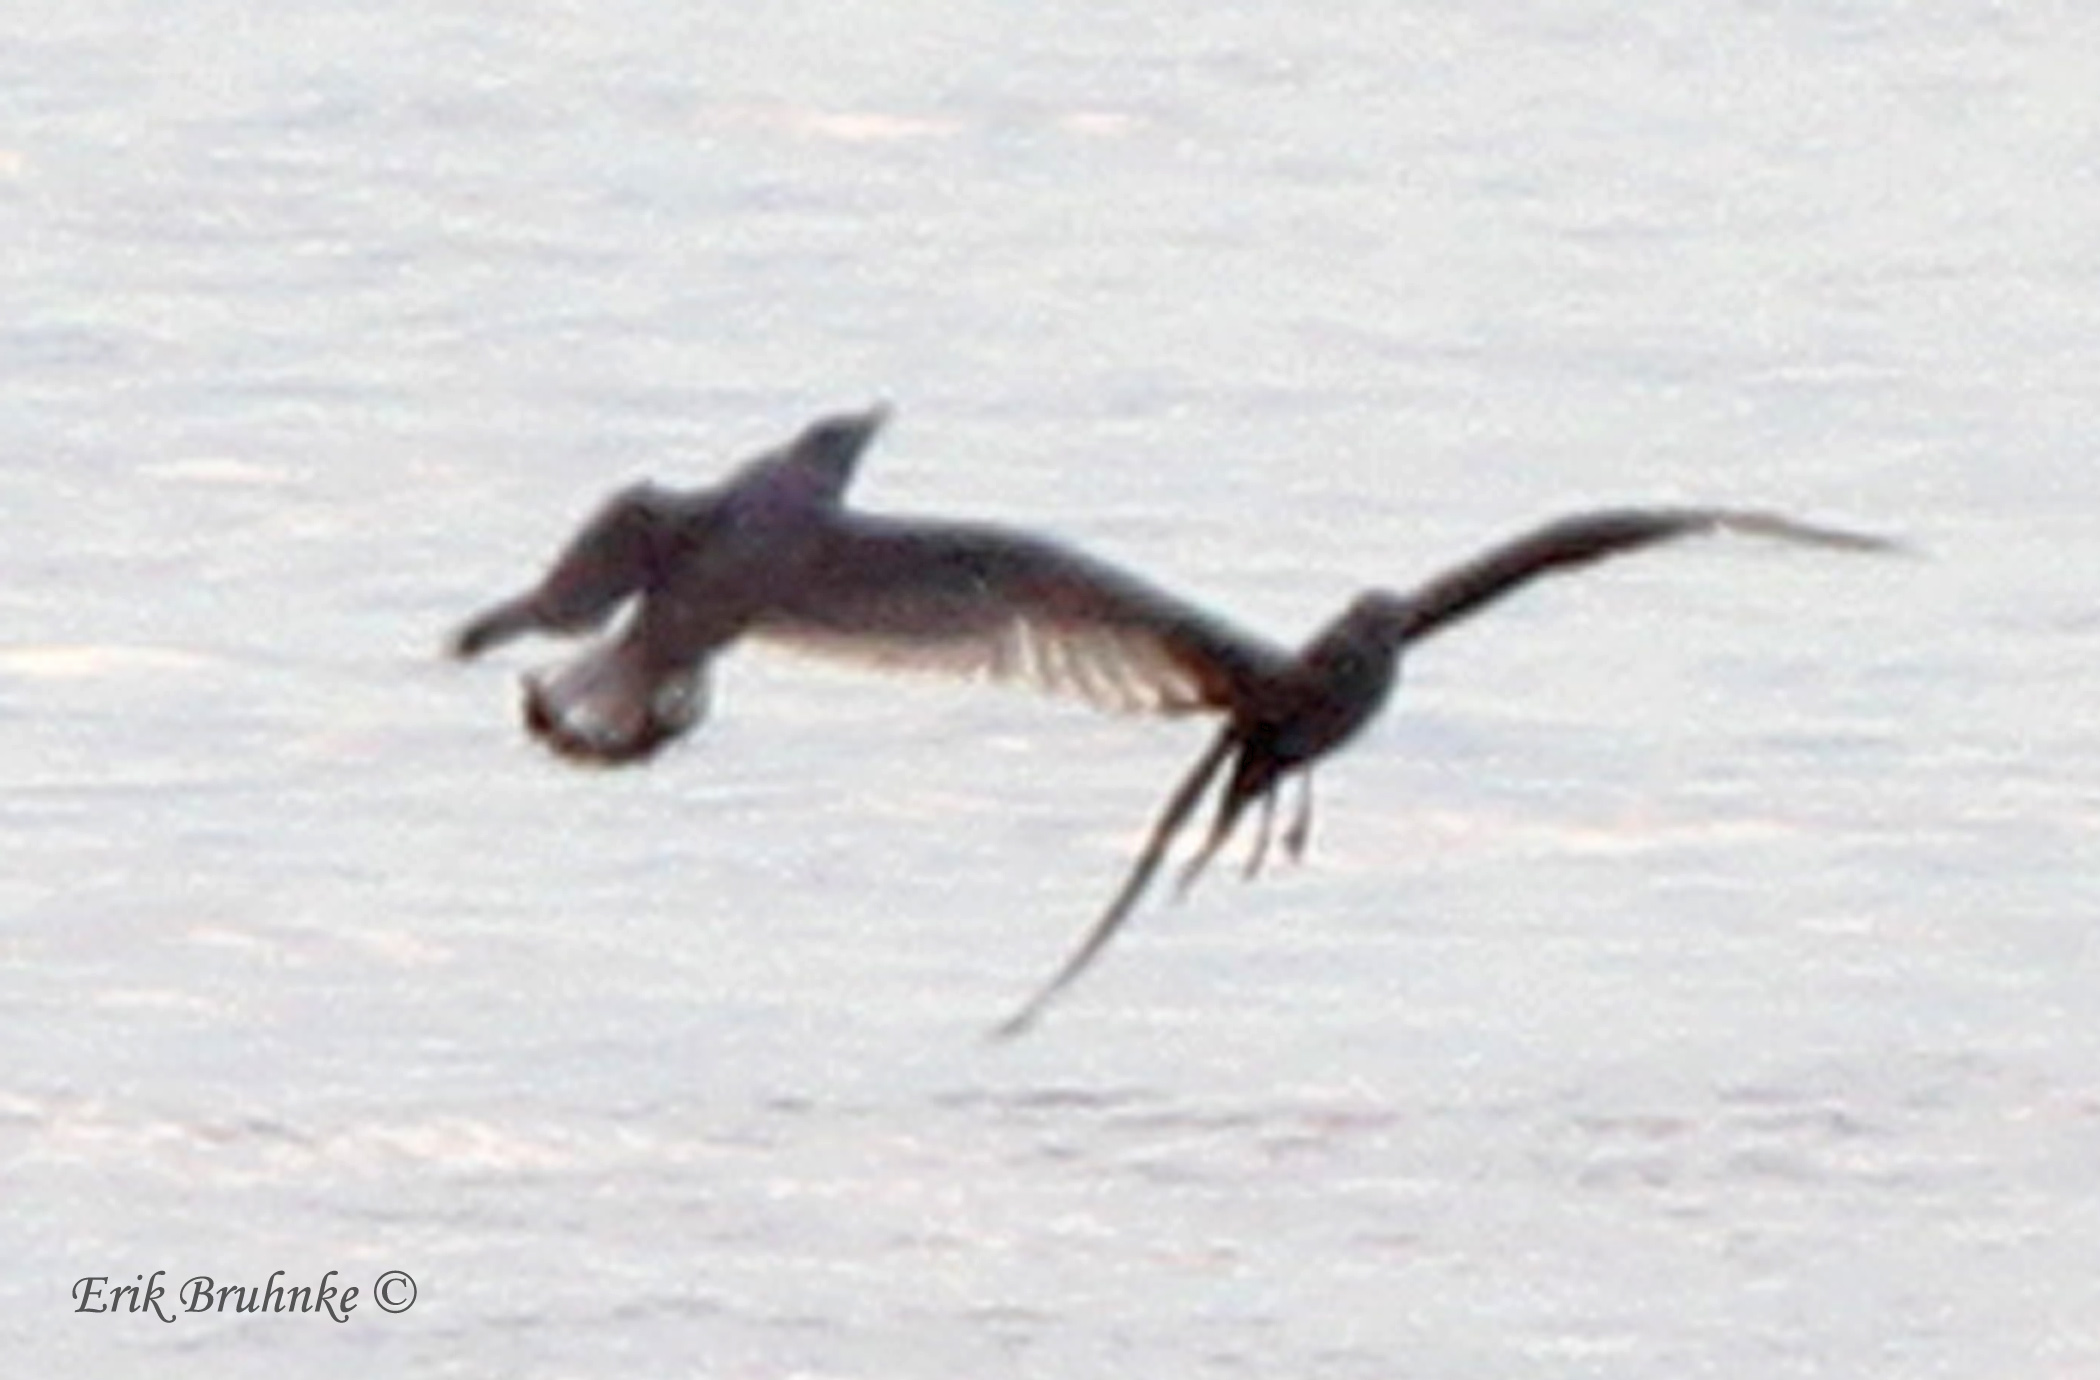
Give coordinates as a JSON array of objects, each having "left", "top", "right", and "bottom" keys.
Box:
[
  {"left": 752, "top": 514, "right": 1294, "bottom": 716},
  {"left": 1394, "top": 507, "right": 1898, "bottom": 645}
]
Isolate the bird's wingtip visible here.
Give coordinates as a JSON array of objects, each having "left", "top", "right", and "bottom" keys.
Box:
[
  {"left": 984, "top": 1009, "right": 1038, "bottom": 1043},
  {"left": 1695, "top": 508, "right": 1908, "bottom": 555},
  {"left": 845, "top": 399, "right": 894, "bottom": 438}
]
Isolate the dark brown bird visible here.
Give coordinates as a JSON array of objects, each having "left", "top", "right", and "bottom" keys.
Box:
[{"left": 990, "top": 508, "right": 1897, "bottom": 1037}]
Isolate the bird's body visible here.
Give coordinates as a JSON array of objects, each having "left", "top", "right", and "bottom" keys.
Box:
[
  {"left": 1236, "top": 591, "right": 1411, "bottom": 798},
  {"left": 451, "top": 406, "right": 1894, "bottom": 1035}
]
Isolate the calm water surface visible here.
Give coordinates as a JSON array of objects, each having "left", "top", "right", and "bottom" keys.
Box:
[{"left": 5, "top": 2, "right": 2098, "bottom": 1375}]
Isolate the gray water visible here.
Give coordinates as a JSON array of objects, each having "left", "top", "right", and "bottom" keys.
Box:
[{"left": 6, "top": 2, "right": 2098, "bottom": 1375}]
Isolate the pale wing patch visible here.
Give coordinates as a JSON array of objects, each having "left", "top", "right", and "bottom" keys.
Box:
[{"left": 761, "top": 613, "right": 1209, "bottom": 714}]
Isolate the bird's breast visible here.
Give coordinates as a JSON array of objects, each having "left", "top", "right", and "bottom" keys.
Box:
[{"left": 1258, "top": 649, "right": 1400, "bottom": 766}]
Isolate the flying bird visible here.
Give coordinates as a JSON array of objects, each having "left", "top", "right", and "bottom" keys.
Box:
[{"left": 989, "top": 508, "right": 1897, "bottom": 1037}]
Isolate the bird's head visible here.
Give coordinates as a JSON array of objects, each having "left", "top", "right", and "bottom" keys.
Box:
[{"left": 1338, "top": 588, "right": 1416, "bottom": 652}]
